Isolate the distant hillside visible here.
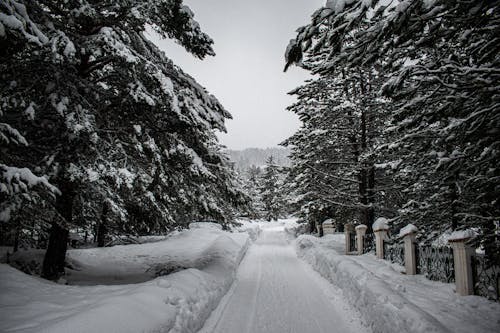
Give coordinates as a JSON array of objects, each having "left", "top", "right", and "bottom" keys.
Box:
[{"left": 226, "top": 147, "right": 291, "bottom": 171}]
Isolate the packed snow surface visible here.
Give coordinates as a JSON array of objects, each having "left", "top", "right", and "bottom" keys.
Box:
[
  {"left": 0, "top": 223, "right": 252, "bottom": 333},
  {"left": 200, "top": 220, "right": 369, "bottom": 333},
  {"left": 295, "top": 234, "right": 500, "bottom": 333}
]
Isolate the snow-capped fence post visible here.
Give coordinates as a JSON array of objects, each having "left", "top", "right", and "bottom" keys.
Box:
[
  {"left": 372, "top": 218, "right": 389, "bottom": 259},
  {"left": 322, "top": 219, "right": 335, "bottom": 235},
  {"left": 355, "top": 224, "right": 367, "bottom": 255},
  {"left": 399, "top": 224, "right": 418, "bottom": 275},
  {"left": 344, "top": 223, "right": 354, "bottom": 254},
  {"left": 448, "top": 230, "right": 475, "bottom": 296}
]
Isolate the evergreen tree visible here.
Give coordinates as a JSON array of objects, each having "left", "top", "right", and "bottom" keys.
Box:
[
  {"left": 284, "top": 0, "right": 499, "bottom": 260},
  {"left": 241, "top": 165, "right": 264, "bottom": 219},
  {"left": 1, "top": 0, "right": 246, "bottom": 279},
  {"left": 259, "top": 156, "right": 284, "bottom": 221}
]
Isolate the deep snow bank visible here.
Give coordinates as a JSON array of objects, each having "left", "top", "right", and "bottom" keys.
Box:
[
  {"left": 295, "top": 235, "right": 500, "bottom": 333},
  {"left": 0, "top": 225, "right": 252, "bottom": 333}
]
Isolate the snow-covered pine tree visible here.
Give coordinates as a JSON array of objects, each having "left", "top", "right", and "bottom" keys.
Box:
[
  {"left": 284, "top": 47, "right": 394, "bottom": 234},
  {"left": 239, "top": 165, "right": 264, "bottom": 219},
  {"left": 259, "top": 156, "right": 285, "bottom": 221},
  {"left": 285, "top": 0, "right": 500, "bottom": 260},
  {"left": 1, "top": 0, "right": 246, "bottom": 279}
]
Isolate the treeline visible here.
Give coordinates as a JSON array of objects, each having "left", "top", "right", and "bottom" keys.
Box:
[
  {"left": 226, "top": 147, "right": 291, "bottom": 171},
  {"left": 0, "top": 0, "right": 247, "bottom": 280},
  {"left": 283, "top": 0, "right": 499, "bottom": 261},
  {"left": 240, "top": 157, "right": 291, "bottom": 221}
]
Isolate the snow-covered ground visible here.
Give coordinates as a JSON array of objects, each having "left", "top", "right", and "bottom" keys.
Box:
[
  {"left": 0, "top": 222, "right": 255, "bottom": 333},
  {"left": 4, "top": 219, "right": 496, "bottom": 333},
  {"left": 200, "top": 220, "right": 369, "bottom": 333},
  {"left": 295, "top": 233, "right": 500, "bottom": 333}
]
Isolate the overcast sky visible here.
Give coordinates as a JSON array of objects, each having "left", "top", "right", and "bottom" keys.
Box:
[{"left": 150, "top": 0, "right": 324, "bottom": 150}]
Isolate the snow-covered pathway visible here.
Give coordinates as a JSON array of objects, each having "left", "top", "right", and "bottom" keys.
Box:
[{"left": 199, "top": 224, "right": 369, "bottom": 333}]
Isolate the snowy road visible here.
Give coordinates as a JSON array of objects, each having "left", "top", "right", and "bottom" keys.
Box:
[{"left": 199, "top": 225, "right": 369, "bottom": 333}]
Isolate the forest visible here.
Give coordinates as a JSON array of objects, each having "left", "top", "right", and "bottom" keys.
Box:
[
  {"left": 282, "top": 0, "right": 499, "bottom": 263},
  {"left": 1, "top": 0, "right": 499, "bottom": 283},
  {"left": 1, "top": 1, "right": 499, "bottom": 332},
  {"left": 0, "top": 0, "right": 249, "bottom": 280}
]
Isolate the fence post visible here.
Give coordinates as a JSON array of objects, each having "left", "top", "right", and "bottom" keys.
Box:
[
  {"left": 356, "top": 224, "right": 367, "bottom": 255},
  {"left": 372, "top": 219, "right": 389, "bottom": 259},
  {"left": 399, "top": 224, "right": 418, "bottom": 275},
  {"left": 344, "top": 223, "right": 354, "bottom": 254},
  {"left": 449, "top": 234, "right": 475, "bottom": 296}
]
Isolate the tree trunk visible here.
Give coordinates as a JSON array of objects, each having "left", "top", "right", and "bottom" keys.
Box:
[
  {"left": 41, "top": 179, "right": 74, "bottom": 280},
  {"left": 366, "top": 164, "right": 375, "bottom": 234},
  {"left": 97, "top": 202, "right": 108, "bottom": 247},
  {"left": 41, "top": 223, "right": 69, "bottom": 280},
  {"left": 13, "top": 222, "right": 20, "bottom": 252},
  {"left": 97, "top": 223, "right": 107, "bottom": 247}
]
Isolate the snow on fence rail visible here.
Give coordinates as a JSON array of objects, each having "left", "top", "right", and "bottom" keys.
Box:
[{"left": 341, "top": 222, "right": 499, "bottom": 302}]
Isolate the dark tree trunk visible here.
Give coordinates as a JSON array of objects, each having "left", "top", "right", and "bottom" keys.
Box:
[
  {"left": 41, "top": 223, "right": 69, "bottom": 280},
  {"left": 309, "top": 219, "right": 315, "bottom": 234},
  {"left": 97, "top": 202, "right": 110, "bottom": 247},
  {"left": 13, "top": 220, "right": 20, "bottom": 252},
  {"left": 97, "top": 223, "right": 107, "bottom": 247},
  {"left": 366, "top": 165, "right": 375, "bottom": 234},
  {"left": 41, "top": 179, "right": 75, "bottom": 280}
]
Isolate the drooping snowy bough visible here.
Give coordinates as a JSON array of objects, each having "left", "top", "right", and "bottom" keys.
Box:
[
  {"left": 0, "top": 0, "right": 248, "bottom": 279},
  {"left": 284, "top": 0, "right": 500, "bottom": 262}
]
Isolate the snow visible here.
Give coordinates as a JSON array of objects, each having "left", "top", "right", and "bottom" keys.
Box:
[
  {"left": 153, "top": 70, "right": 175, "bottom": 96},
  {"left": 372, "top": 217, "right": 389, "bottom": 231},
  {"left": 295, "top": 234, "right": 500, "bottom": 333},
  {"left": 399, "top": 223, "right": 418, "bottom": 237},
  {"left": 326, "top": 0, "right": 357, "bottom": 14},
  {"left": 374, "top": 159, "right": 401, "bottom": 170},
  {"left": 232, "top": 219, "right": 262, "bottom": 241},
  {"left": 3, "top": 218, "right": 496, "bottom": 333},
  {"left": 448, "top": 229, "right": 476, "bottom": 242},
  {"left": 0, "top": 224, "right": 253, "bottom": 333},
  {"left": 117, "top": 168, "right": 135, "bottom": 189},
  {"left": 355, "top": 224, "right": 367, "bottom": 230},
  {"left": 24, "top": 102, "right": 35, "bottom": 120},
  {"left": 200, "top": 221, "right": 369, "bottom": 333},
  {"left": 0, "top": 12, "right": 23, "bottom": 33},
  {"left": 0, "top": 164, "right": 59, "bottom": 197},
  {"left": 0, "top": 122, "right": 28, "bottom": 146},
  {"left": 323, "top": 218, "right": 334, "bottom": 225},
  {"left": 189, "top": 221, "right": 222, "bottom": 230},
  {"left": 63, "top": 39, "right": 76, "bottom": 57}
]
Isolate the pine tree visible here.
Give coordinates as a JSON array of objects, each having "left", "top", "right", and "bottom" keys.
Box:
[
  {"left": 259, "top": 156, "right": 284, "bottom": 221},
  {"left": 1, "top": 0, "right": 246, "bottom": 279},
  {"left": 284, "top": 0, "right": 500, "bottom": 260},
  {"left": 240, "top": 165, "right": 264, "bottom": 219}
]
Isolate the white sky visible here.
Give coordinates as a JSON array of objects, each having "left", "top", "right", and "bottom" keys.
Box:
[{"left": 149, "top": 0, "right": 324, "bottom": 150}]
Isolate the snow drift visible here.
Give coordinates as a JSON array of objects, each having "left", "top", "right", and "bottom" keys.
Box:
[
  {"left": 295, "top": 234, "right": 500, "bottom": 333},
  {"left": 0, "top": 224, "right": 253, "bottom": 333}
]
